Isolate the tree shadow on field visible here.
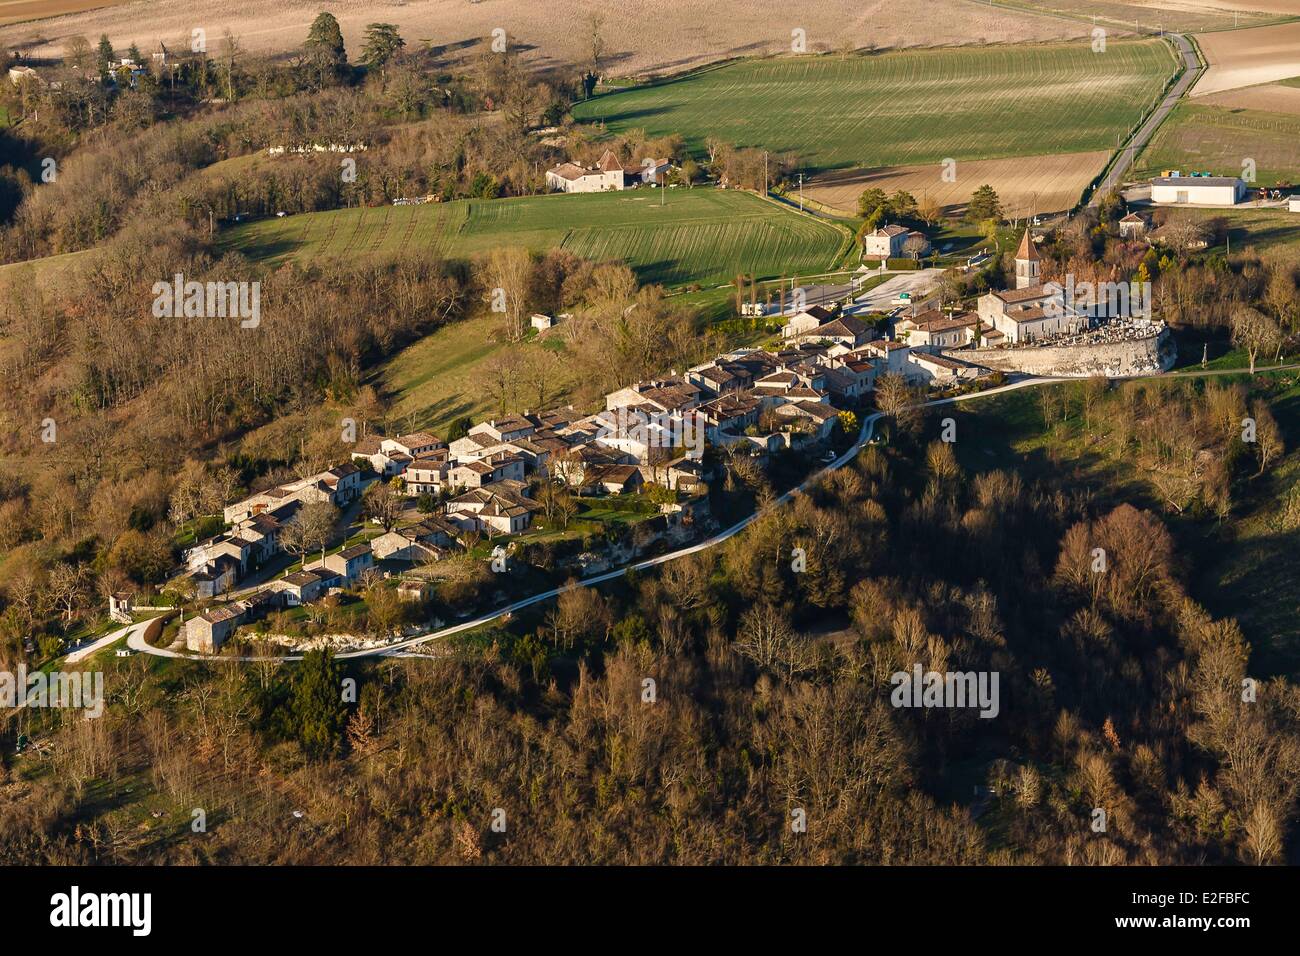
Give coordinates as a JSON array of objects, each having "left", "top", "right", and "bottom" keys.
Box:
[
  {"left": 642, "top": 41, "right": 769, "bottom": 75},
  {"left": 575, "top": 104, "right": 676, "bottom": 126},
  {"left": 222, "top": 234, "right": 305, "bottom": 266},
  {"left": 412, "top": 395, "right": 478, "bottom": 433},
  {"left": 423, "top": 36, "right": 495, "bottom": 64},
  {"left": 627, "top": 257, "right": 687, "bottom": 288}
]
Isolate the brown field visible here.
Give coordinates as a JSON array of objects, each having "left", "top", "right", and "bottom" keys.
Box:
[
  {"left": 1012, "top": 0, "right": 1290, "bottom": 32},
  {"left": 0, "top": 0, "right": 128, "bottom": 29},
  {"left": 802, "top": 150, "right": 1111, "bottom": 218},
  {"left": 1194, "top": 21, "right": 1300, "bottom": 96},
  {"left": 1199, "top": 82, "right": 1300, "bottom": 114},
  {"left": 0, "top": 0, "right": 1096, "bottom": 77},
  {"left": 1146, "top": 0, "right": 1300, "bottom": 14}
]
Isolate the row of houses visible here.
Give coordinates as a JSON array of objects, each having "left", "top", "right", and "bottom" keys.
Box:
[
  {"left": 180, "top": 294, "right": 1004, "bottom": 650},
  {"left": 181, "top": 462, "right": 367, "bottom": 599},
  {"left": 185, "top": 538, "right": 382, "bottom": 651},
  {"left": 778, "top": 301, "right": 987, "bottom": 386}
]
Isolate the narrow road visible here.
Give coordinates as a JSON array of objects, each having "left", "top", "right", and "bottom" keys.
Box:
[
  {"left": 127, "top": 375, "right": 1060, "bottom": 663},
  {"left": 130, "top": 362, "right": 1299, "bottom": 664},
  {"left": 64, "top": 619, "right": 150, "bottom": 664},
  {"left": 1088, "top": 33, "right": 1201, "bottom": 206}
]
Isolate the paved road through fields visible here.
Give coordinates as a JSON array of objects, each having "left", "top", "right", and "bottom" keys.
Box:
[{"left": 1089, "top": 33, "right": 1201, "bottom": 205}]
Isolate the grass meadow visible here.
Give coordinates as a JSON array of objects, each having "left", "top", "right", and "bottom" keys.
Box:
[
  {"left": 219, "top": 188, "right": 852, "bottom": 289},
  {"left": 572, "top": 40, "right": 1176, "bottom": 171}
]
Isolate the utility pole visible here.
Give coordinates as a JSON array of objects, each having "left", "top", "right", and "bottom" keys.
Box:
[
  {"left": 798, "top": 172, "right": 804, "bottom": 211},
  {"left": 764, "top": 150, "right": 768, "bottom": 197}
]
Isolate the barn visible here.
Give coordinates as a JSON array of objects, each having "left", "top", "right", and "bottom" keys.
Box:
[{"left": 1150, "top": 175, "right": 1245, "bottom": 206}]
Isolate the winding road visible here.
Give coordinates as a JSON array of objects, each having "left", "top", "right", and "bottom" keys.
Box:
[
  {"left": 127, "top": 362, "right": 1298, "bottom": 665},
  {"left": 127, "top": 375, "right": 1062, "bottom": 663}
]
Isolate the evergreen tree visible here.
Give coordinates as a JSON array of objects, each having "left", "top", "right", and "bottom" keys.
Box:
[
  {"left": 360, "top": 22, "right": 404, "bottom": 69},
  {"left": 96, "top": 34, "right": 115, "bottom": 74},
  {"left": 290, "top": 649, "right": 347, "bottom": 759},
  {"left": 304, "top": 12, "right": 348, "bottom": 86},
  {"left": 967, "top": 184, "right": 1003, "bottom": 223}
]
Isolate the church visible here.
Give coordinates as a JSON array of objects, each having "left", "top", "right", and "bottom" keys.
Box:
[{"left": 976, "top": 230, "right": 1088, "bottom": 344}]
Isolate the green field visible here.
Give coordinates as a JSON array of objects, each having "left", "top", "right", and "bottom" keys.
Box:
[
  {"left": 0, "top": 248, "right": 94, "bottom": 289},
  {"left": 1134, "top": 102, "right": 1300, "bottom": 187},
  {"left": 572, "top": 41, "right": 1176, "bottom": 171},
  {"left": 377, "top": 314, "right": 560, "bottom": 435},
  {"left": 220, "top": 189, "right": 851, "bottom": 288},
  {"left": 1181, "top": 207, "right": 1300, "bottom": 261}
]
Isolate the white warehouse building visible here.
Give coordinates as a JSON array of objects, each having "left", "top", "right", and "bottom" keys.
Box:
[{"left": 1150, "top": 176, "right": 1245, "bottom": 206}]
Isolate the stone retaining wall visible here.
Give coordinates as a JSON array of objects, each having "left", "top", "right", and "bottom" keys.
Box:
[{"left": 947, "top": 328, "right": 1175, "bottom": 377}]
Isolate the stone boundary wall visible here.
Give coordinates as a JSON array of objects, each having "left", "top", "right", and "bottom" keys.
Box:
[{"left": 946, "top": 328, "right": 1175, "bottom": 377}]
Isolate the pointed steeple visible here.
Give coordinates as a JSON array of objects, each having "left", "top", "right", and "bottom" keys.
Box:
[
  {"left": 1016, "top": 229, "right": 1039, "bottom": 261},
  {"left": 1014, "top": 229, "right": 1041, "bottom": 289}
]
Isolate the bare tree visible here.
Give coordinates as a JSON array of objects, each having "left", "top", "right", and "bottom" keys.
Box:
[
  {"left": 282, "top": 501, "right": 338, "bottom": 569},
  {"left": 1231, "top": 306, "right": 1282, "bottom": 374},
  {"left": 362, "top": 480, "right": 403, "bottom": 532},
  {"left": 485, "top": 247, "right": 533, "bottom": 343},
  {"left": 875, "top": 373, "right": 922, "bottom": 435}
]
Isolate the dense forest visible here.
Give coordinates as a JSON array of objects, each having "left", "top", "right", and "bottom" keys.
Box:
[{"left": 2, "top": 399, "right": 1296, "bottom": 864}]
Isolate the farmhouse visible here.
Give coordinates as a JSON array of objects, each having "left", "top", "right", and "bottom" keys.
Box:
[
  {"left": 547, "top": 152, "right": 624, "bottom": 192},
  {"left": 865, "top": 339, "right": 913, "bottom": 375},
  {"left": 905, "top": 351, "right": 982, "bottom": 386},
  {"left": 589, "top": 464, "right": 644, "bottom": 496},
  {"left": 276, "top": 570, "right": 327, "bottom": 606},
  {"left": 785, "top": 314, "right": 871, "bottom": 347},
  {"left": 698, "top": 392, "right": 763, "bottom": 442},
  {"left": 448, "top": 453, "right": 527, "bottom": 490},
  {"left": 351, "top": 437, "right": 408, "bottom": 478},
  {"left": 781, "top": 305, "right": 838, "bottom": 338},
  {"left": 772, "top": 401, "right": 839, "bottom": 440},
  {"left": 1118, "top": 212, "right": 1149, "bottom": 238},
  {"left": 190, "top": 555, "right": 240, "bottom": 600},
  {"left": 640, "top": 457, "right": 704, "bottom": 493},
  {"left": 224, "top": 462, "right": 363, "bottom": 523},
  {"left": 185, "top": 604, "right": 246, "bottom": 653},
  {"left": 1150, "top": 175, "right": 1245, "bottom": 206},
  {"left": 446, "top": 481, "right": 541, "bottom": 536},
  {"left": 545, "top": 150, "right": 669, "bottom": 193},
  {"left": 381, "top": 432, "right": 443, "bottom": 458},
  {"left": 371, "top": 517, "right": 462, "bottom": 563},
  {"left": 863, "top": 224, "right": 910, "bottom": 259},
  {"left": 551, "top": 444, "right": 636, "bottom": 488},
  {"left": 403, "top": 455, "right": 451, "bottom": 496}
]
